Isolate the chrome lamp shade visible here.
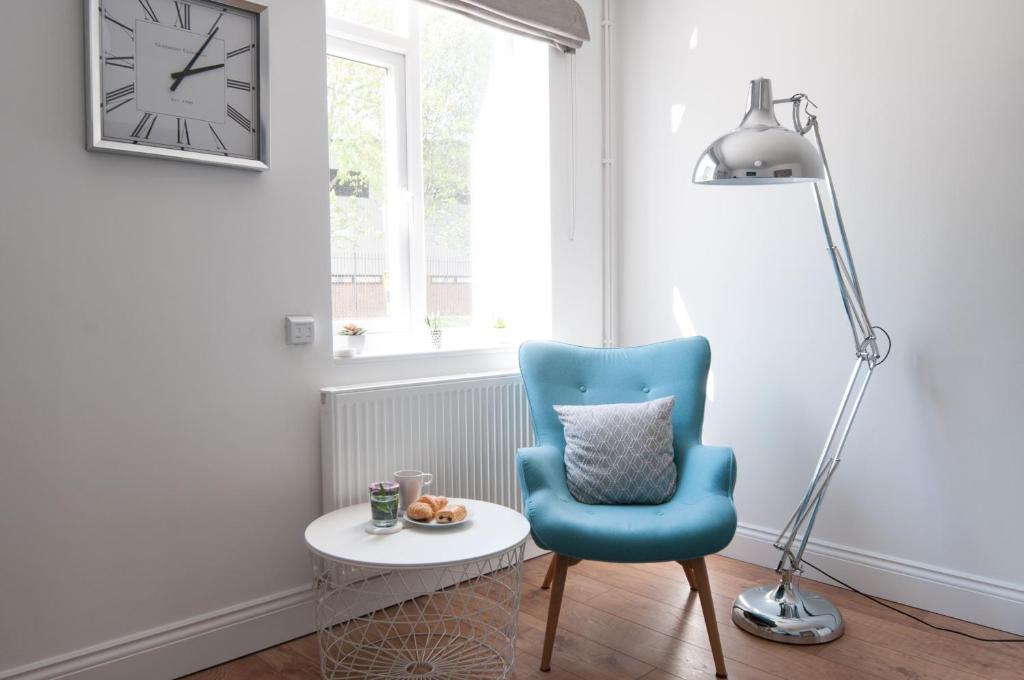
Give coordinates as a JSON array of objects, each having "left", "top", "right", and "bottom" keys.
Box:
[{"left": 693, "top": 78, "right": 824, "bottom": 184}]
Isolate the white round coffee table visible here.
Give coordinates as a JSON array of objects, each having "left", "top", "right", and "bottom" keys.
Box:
[{"left": 305, "top": 498, "right": 530, "bottom": 680}]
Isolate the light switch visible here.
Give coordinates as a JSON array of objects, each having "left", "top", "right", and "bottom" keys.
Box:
[{"left": 286, "top": 315, "right": 315, "bottom": 345}]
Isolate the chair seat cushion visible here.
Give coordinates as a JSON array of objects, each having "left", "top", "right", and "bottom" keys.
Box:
[
  {"left": 525, "top": 489, "right": 737, "bottom": 563},
  {"left": 555, "top": 397, "right": 677, "bottom": 505}
]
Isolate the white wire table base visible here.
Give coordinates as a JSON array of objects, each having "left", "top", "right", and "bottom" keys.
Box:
[{"left": 312, "top": 542, "right": 525, "bottom": 680}]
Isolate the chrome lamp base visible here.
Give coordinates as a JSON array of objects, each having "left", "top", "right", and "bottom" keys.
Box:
[{"left": 732, "top": 578, "right": 844, "bottom": 644}]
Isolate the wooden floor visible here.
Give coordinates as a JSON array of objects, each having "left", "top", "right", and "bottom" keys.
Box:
[{"left": 183, "top": 554, "right": 1024, "bottom": 680}]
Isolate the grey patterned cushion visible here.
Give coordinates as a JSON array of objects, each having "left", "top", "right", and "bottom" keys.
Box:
[{"left": 554, "top": 396, "right": 677, "bottom": 505}]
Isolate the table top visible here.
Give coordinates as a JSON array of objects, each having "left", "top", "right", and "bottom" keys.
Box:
[{"left": 304, "top": 498, "right": 531, "bottom": 569}]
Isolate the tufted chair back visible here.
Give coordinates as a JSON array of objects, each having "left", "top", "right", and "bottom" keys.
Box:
[{"left": 518, "top": 338, "right": 711, "bottom": 472}]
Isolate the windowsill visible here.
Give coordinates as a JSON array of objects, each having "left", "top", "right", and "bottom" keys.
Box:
[
  {"left": 333, "top": 343, "right": 517, "bottom": 364},
  {"left": 333, "top": 327, "right": 533, "bottom": 364}
]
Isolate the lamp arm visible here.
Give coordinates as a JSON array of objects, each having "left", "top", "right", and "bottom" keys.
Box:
[
  {"left": 768, "top": 97, "right": 886, "bottom": 578},
  {"left": 777, "top": 94, "right": 881, "bottom": 362},
  {"left": 811, "top": 116, "right": 881, "bottom": 363},
  {"left": 773, "top": 357, "right": 874, "bottom": 575}
]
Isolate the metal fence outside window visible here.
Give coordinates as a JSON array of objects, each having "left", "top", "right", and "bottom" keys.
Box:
[{"left": 331, "top": 252, "right": 472, "bottom": 320}]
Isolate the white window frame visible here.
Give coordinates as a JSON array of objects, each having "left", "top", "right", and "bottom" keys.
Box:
[
  {"left": 327, "top": 3, "right": 558, "bottom": 357},
  {"left": 327, "top": 7, "right": 428, "bottom": 336}
]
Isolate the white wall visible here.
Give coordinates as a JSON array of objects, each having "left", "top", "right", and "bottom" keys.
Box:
[
  {"left": 0, "top": 0, "right": 607, "bottom": 677},
  {"left": 551, "top": 0, "right": 607, "bottom": 348},
  {"left": 616, "top": 0, "right": 1024, "bottom": 633}
]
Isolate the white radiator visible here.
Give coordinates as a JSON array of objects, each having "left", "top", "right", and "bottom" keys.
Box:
[{"left": 320, "top": 371, "right": 534, "bottom": 513}]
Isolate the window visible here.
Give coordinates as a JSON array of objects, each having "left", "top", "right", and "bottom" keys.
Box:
[
  {"left": 326, "top": 0, "right": 552, "bottom": 355},
  {"left": 325, "top": 0, "right": 406, "bottom": 35}
]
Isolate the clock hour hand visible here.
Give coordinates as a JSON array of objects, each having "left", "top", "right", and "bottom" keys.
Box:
[
  {"left": 170, "top": 63, "right": 225, "bottom": 79},
  {"left": 170, "top": 26, "right": 219, "bottom": 92}
]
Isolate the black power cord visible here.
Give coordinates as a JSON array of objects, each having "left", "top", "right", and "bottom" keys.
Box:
[{"left": 800, "top": 558, "right": 1024, "bottom": 643}]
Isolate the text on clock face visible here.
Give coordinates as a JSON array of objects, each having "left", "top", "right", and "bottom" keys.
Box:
[{"left": 98, "top": 0, "right": 260, "bottom": 160}]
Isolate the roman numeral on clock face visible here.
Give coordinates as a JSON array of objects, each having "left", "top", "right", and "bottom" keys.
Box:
[
  {"left": 227, "top": 78, "right": 250, "bottom": 91},
  {"left": 174, "top": 2, "right": 190, "bottom": 30},
  {"left": 104, "top": 11, "right": 134, "bottom": 38},
  {"left": 130, "top": 112, "right": 158, "bottom": 139},
  {"left": 137, "top": 0, "right": 159, "bottom": 23},
  {"left": 227, "top": 45, "right": 251, "bottom": 59},
  {"left": 105, "top": 55, "right": 134, "bottom": 70},
  {"left": 226, "top": 105, "right": 251, "bottom": 130},
  {"left": 105, "top": 83, "right": 135, "bottom": 111},
  {"left": 177, "top": 118, "right": 191, "bottom": 146},
  {"left": 208, "top": 124, "right": 227, "bottom": 151}
]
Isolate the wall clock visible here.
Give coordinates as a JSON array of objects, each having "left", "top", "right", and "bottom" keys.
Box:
[{"left": 85, "top": 0, "right": 270, "bottom": 170}]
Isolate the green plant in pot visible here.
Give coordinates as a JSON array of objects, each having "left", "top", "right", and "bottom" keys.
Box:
[
  {"left": 424, "top": 313, "right": 443, "bottom": 349},
  {"left": 337, "top": 323, "right": 367, "bottom": 355}
]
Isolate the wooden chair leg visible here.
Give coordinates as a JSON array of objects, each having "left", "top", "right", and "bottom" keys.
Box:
[
  {"left": 541, "top": 553, "right": 557, "bottom": 590},
  {"left": 540, "top": 554, "right": 571, "bottom": 672},
  {"left": 677, "top": 560, "right": 698, "bottom": 591},
  {"left": 685, "top": 557, "right": 728, "bottom": 678}
]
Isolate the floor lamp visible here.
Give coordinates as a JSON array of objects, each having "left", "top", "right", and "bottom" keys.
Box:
[{"left": 693, "top": 78, "right": 888, "bottom": 644}]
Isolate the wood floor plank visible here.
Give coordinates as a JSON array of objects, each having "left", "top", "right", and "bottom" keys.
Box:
[
  {"left": 636, "top": 668, "right": 775, "bottom": 680},
  {"left": 573, "top": 560, "right": 701, "bottom": 603},
  {"left": 712, "top": 559, "right": 1024, "bottom": 677},
  {"left": 520, "top": 579, "right": 796, "bottom": 680},
  {"left": 511, "top": 649, "right": 589, "bottom": 680},
  {"left": 256, "top": 638, "right": 322, "bottom": 680},
  {"left": 637, "top": 556, "right": 1024, "bottom": 675},
  {"left": 813, "top": 634, "right": 994, "bottom": 680},
  {"left": 281, "top": 635, "right": 320, "bottom": 663},
  {"left": 186, "top": 555, "right": 1023, "bottom": 680},
  {"left": 523, "top": 554, "right": 614, "bottom": 603},
  {"left": 584, "top": 585, "right": 881, "bottom": 680},
  {"left": 180, "top": 653, "right": 281, "bottom": 680},
  {"left": 516, "top": 610, "right": 654, "bottom": 680},
  {"left": 533, "top": 558, "right": 1019, "bottom": 680},
  {"left": 919, "top": 612, "right": 1024, "bottom": 660},
  {"left": 695, "top": 557, "right": 1024, "bottom": 672}
]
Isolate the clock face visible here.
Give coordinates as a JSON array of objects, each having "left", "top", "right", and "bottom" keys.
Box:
[{"left": 96, "top": 0, "right": 261, "bottom": 162}]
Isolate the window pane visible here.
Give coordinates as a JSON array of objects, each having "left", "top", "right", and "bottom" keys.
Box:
[
  {"left": 326, "top": 0, "right": 404, "bottom": 34},
  {"left": 327, "top": 55, "right": 393, "bottom": 326},
  {"left": 419, "top": 5, "right": 551, "bottom": 337}
]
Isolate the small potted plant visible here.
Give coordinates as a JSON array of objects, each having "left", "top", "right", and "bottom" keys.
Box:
[
  {"left": 493, "top": 316, "right": 507, "bottom": 344},
  {"left": 337, "top": 323, "right": 367, "bottom": 355},
  {"left": 424, "top": 313, "right": 443, "bottom": 349},
  {"left": 368, "top": 481, "right": 400, "bottom": 527}
]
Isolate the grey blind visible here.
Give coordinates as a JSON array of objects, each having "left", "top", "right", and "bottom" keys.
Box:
[{"left": 418, "top": 0, "right": 590, "bottom": 52}]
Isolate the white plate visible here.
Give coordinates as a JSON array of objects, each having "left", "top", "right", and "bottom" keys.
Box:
[{"left": 403, "top": 508, "right": 471, "bottom": 528}]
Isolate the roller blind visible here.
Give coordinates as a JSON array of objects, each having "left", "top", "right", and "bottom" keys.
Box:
[{"left": 418, "top": 0, "right": 590, "bottom": 52}]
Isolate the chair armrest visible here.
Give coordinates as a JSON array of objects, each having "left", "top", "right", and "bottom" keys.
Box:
[
  {"left": 515, "top": 445, "right": 569, "bottom": 501},
  {"left": 678, "top": 444, "right": 737, "bottom": 499}
]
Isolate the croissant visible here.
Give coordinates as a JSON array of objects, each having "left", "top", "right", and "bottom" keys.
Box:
[
  {"left": 435, "top": 504, "right": 467, "bottom": 524},
  {"left": 406, "top": 501, "right": 434, "bottom": 521},
  {"left": 415, "top": 495, "right": 448, "bottom": 514}
]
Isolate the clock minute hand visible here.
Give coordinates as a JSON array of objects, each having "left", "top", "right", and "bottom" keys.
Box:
[
  {"left": 170, "top": 26, "right": 219, "bottom": 92},
  {"left": 170, "top": 63, "right": 224, "bottom": 79}
]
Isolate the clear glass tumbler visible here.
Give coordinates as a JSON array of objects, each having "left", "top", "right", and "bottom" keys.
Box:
[{"left": 368, "top": 481, "right": 401, "bottom": 527}]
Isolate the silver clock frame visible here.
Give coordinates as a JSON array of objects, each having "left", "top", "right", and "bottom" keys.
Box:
[{"left": 84, "top": 0, "right": 271, "bottom": 171}]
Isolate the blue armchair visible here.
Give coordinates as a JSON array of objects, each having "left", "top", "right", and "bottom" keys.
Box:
[{"left": 517, "top": 338, "right": 737, "bottom": 677}]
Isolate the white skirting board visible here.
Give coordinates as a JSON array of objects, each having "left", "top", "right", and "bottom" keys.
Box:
[
  {"left": 0, "top": 540, "right": 547, "bottom": 680},
  {"left": 722, "top": 522, "right": 1024, "bottom": 637},
  {"left": 0, "top": 586, "right": 314, "bottom": 680}
]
